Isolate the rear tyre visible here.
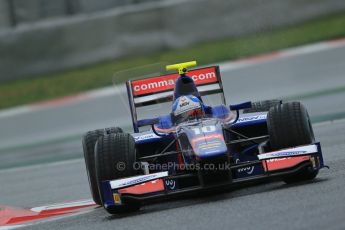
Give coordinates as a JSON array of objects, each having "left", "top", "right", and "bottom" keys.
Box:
[
  {"left": 82, "top": 127, "right": 123, "bottom": 205},
  {"left": 95, "top": 133, "right": 140, "bottom": 214},
  {"left": 243, "top": 100, "right": 282, "bottom": 113},
  {"left": 267, "top": 102, "right": 318, "bottom": 184}
]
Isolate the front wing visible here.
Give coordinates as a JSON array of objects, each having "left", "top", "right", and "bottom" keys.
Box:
[{"left": 101, "top": 143, "right": 325, "bottom": 208}]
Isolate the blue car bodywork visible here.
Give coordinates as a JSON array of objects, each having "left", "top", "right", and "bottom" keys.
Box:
[{"left": 100, "top": 64, "right": 326, "bottom": 209}]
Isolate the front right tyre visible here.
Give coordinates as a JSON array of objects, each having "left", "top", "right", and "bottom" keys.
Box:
[
  {"left": 82, "top": 127, "right": 122, "bottom": 205},
  {"left": 95, "top": 133, "right": 140, "bottom": 214}
]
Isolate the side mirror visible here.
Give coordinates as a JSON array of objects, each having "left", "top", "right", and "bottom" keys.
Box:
[{"left": 229, "top": 101, "right": 252, "bottom": 111}]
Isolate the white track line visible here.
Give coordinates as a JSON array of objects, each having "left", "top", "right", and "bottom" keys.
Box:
[
  {"left": 0, "top": 159, "right": 84, "bottom": 173},
  {"left": 30, "top": 199, "right": 95, "bottom": 213},
  {"left": 0, "top": 225, "right": 26, "bottom": 230}
]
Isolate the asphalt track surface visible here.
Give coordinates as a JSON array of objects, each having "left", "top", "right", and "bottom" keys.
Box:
[
  {"left": 1, "top": 120, "right": 345, "bottom": 230},
  {"left": 0, "top": 43, "right": 345, "bottom": 229}
]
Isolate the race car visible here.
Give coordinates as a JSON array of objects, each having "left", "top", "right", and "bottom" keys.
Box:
[{"left": 82, "top": 61, "right": 326, "bottom": 214}]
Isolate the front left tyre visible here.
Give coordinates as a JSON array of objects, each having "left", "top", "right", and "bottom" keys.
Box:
[{"left": 267, "top": 102, "right": 318, "bottom": 184}]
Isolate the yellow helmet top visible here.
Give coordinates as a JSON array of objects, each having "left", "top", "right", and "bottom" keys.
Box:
[{"left": 166, "top": 61, "right": 197, "bottom": 75}]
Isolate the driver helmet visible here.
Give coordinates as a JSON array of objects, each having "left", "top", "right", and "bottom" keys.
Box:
[{"left": 172, "top": 95, "right": 205, "bottom": 123}]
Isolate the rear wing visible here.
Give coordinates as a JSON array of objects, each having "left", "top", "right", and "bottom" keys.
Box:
[{"left": 126, "top": 66, "right": 226, "bottom": 132}]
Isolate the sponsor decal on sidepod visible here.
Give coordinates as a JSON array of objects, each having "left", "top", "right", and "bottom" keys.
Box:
[
  {"left": 237, "top": 166, "right": 255, "bottom": 174},
  {"left": 236, "top": 159, "right": 254, "bottom": 175},
  {"left": 236, "top": 114, "right": 267, "bottom": 124},
  {"left": 165, "top": 179, "right": 177, "bottom": 190},
  {"left": 133, "top": 133, "right": 160, "bottom": 142}
]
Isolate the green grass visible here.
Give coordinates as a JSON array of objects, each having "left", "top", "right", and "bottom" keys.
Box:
[{"left": 1, "top": 12, "right": 345, "bottom": 110}]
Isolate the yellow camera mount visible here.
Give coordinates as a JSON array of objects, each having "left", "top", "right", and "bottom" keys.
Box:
[{"left": 166, "top": 61, "right": 197, "bottom": 75}]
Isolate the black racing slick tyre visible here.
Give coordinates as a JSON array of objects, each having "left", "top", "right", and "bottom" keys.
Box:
[
  {"left": 267, "top": 102, "right": 314, "bottom": 150},
  {"left": 82, "top": 127, "right": 123, "bottom": 205},
  {"left": 267, "top": 102, "right": 318, "bottom": 183},
  {"left": 243, "top": 100, "right": 282, "bottom": 113},
  {"left": 95, "top": 133, "right": 140, "bottom": 214}
]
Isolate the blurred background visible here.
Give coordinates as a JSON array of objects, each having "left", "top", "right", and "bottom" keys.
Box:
[{"left": 1, "top": 0, "right": 345, "bottom": 108}]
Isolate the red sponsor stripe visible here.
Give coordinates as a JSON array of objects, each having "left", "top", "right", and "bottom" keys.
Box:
[
  {"left": 264, "top": 156, "right": 310, "bottom": 172},
  {"left": 131, "top": 67, "right": 218, "bottom": 96},
  {"left": 119, "top": 179, "right": 165, "bottom": 195}
]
